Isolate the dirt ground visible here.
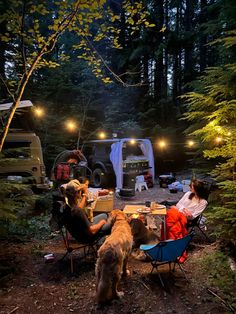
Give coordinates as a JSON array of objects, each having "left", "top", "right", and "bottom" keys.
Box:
[{"left": 0, "top": 176, "right": 230, "bottom": 314}]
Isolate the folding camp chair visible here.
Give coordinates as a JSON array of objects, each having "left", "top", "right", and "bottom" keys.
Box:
[
  {"left": 50, "top": 193, "right": 103, "bottom": 273},
  {"left": 60, "top": 227, "right": 103, "bottom": 273},
  {"left": 140, "top": 232, "right": 194, "bottom": 287},
  {"left": 187, "top": 214, "right": 210, "bottom": 241}
]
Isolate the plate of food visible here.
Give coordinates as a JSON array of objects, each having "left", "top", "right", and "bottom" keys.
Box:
[
  {"left": 154, "top": 204, "right": 166, "bottom": 210},
  {"left": 136, "top": 207, "right": 151, "bottom": 214}
]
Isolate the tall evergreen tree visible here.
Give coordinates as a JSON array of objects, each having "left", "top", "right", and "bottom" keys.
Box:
[{"left": 182, "top": 29, "right": 236, "bottom": 243}]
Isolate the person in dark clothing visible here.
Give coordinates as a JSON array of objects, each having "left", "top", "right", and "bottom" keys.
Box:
[
  {"left": 60, "top": 179, "right": 111, "bottom": 242},
  {"left": 52, "top": 150, "right": 89, "bottom": 183},
  {"left": 54, "top": 149, "right": 87, "bottom": 164}
]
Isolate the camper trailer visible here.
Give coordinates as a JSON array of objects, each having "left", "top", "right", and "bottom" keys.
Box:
[{"left": 81, "top": 138, "right": 155, "bottom": 189}]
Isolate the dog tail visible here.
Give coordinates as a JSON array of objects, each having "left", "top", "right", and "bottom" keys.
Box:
[{"left": 96, "top": 249, "right": 119, "bottom": 304}]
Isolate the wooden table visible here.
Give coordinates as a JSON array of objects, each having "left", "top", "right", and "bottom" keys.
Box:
[{"left": 123, "top": 205, "right": 167, "bottom": 240}]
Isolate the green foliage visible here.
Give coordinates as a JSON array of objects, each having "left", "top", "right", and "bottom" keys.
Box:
[
  {"left": 0, "top": 179, "right": 52, "bottom": 239},
  {"left": 182, "top": 31, "right": 236, "bottom": 243},
  {"left": 1, "top": 215, "right": 50, "bottom": 241},
  {"left": 0, "top": 0, "right": 154, "bottom": 90},
  {"left": 196, "top": 249, "right": 236, "bottom": 306},
  {"left": 0, "top": 180, "right": 38, "bottom": 221}
]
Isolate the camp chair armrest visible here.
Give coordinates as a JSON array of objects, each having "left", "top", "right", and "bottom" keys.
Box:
[{"left": 140, "top": 239, "right": 175, "bottom": 251}]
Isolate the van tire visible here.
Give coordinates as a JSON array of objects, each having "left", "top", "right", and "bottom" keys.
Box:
[{"left": 92, "top": 168, "right": 107, "bottom": 188}]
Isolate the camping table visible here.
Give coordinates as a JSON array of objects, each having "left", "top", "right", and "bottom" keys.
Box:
[{"left": 123, "top": 205, "right": 167, "bottom": 240}]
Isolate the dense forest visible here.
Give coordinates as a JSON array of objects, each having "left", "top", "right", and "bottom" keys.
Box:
[
  {"left": 0, "top": 0, "right": 235, "bottom": 240},
  {"left": 0, "top": 0, "right": 234, "bottom": 172}
]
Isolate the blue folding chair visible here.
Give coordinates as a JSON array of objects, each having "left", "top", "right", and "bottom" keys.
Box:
[{"left": 140, "top": 232, "right": 194, "bottom": 287}]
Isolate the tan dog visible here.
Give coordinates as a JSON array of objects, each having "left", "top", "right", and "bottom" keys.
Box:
[{"left": 95, "top": 209, "right": 133, "bottom": 305}]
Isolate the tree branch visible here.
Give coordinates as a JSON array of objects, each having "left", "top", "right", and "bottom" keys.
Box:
[
  {"left": 0, "top": 1, "right": 83, "bottom": 151},
  {"left": 20, "top": 0, "right": 27, "bottom": 72},
  {"left": 83, "top": 36, "right": 147, "bottom": 87}
]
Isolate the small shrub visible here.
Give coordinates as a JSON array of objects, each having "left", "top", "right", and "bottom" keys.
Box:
[{"left": 196, "top": 249, "right": 236, "bottom": 307}]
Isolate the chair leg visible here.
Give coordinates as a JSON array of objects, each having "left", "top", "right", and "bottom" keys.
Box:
[
  {"left": 177, "top": 263, "right": 189, "bottom": 282},
  {"left": 158, "top": 273, "right": 165, "bottom": 288},
  {"left": 197, "top": 226, "right": 210, "bottom": 241},
  {"left": 70, "top": 254, "right": 74, "bottom": 274},
  {"left": 60, "top": 250, "right": 69, "bottom": 261}
]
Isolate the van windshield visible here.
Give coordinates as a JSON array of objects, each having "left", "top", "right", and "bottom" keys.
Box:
[{"left": 2, "top": 140, "right": 31, "bottom": 159}]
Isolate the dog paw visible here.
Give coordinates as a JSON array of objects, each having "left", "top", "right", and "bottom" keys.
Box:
[
  {"left": 116, "top": 291, "right": 124, "bottom": 298},
  {"left": 122, "top": 269, "right": 130, "bottom": 277}
]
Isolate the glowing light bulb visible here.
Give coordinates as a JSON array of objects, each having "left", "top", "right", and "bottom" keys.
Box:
[
  {"left": 216, "top": 137, "right": 222, "bottom": 143},
  {"left": 130, "top": 139, "right": 136, "bottom": 145},
  {"left": 34, "top": 107, "right": 44, "bottom": 117},
  {"left": 66, "top": 120, "right": 77, "bottom": 131},
  {"left": 188, "top": 140, "right": 194, "bottom": 147},
  {"left": 159, "top": 141, "right": 166, "bottom": 148},
  {"left": 99, "top": 132, "right": 106, "bottom": 139}
]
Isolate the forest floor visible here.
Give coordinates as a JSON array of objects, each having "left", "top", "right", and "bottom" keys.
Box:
[{"left": 0, "top": 172, "right": 235, "bottom": 314}]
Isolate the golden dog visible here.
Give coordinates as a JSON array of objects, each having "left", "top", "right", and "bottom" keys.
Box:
[{"left": 95, "top": 209, "right": 133, "bottom": 305}]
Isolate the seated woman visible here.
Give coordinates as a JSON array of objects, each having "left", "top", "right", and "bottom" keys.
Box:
[
  {"left": 174, "top": 179, "right": 208, "bottom": 220},
  {"left": 161, "top": 179, "right": 208, "bottom": 242},
  {"left": 60, "top": 179, "right": 111, "bottom": 243}
]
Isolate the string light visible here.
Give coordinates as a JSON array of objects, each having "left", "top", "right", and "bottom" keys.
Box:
[
  {"left": 130, "top": 139, "right": 136, "bottom": 145},
  {"left": 216, "top": 137, "right": 222, "bottom": 143},
  {"left": 34, "top": 107, "right": 44, "bottom": 117},
  {"left": 66, "top": 120, "right": 77, "bottom": 131},
  {"left": 158, "top": 140, "right": 166, "bottom": 148},
  {"left": 98, "top": 132, "right": 106, "bottom": 139},
  {"left": 187, "top": 140, "right": 195, "bottom": 147}
]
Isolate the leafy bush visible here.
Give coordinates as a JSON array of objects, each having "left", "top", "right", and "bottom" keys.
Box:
[
  {"left": 0, "top": 179, "right": 52, "bottom": 238},
  {"left": 0, "top": 215, "right": 51, "bottom": 240}
]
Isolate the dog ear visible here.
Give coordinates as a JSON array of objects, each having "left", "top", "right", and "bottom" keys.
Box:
[{"left": 108, "top": 213, "right": 116, "bottom": 225}]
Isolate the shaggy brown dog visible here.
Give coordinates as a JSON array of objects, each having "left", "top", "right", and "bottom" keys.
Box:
[
  {"left": 95, "top": 209, "right": 133, "bottom": 305},
  {"left": 129, "top": 218, "right": 160, "bottom": 248}
]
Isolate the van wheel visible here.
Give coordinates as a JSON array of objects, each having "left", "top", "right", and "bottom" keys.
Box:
[{"left": 92, "top": 168, "right": 107, "bottom": 188}]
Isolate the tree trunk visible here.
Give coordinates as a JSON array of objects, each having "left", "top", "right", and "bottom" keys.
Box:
[
  {"left": 172, "top": 5, "right": 180, "bottom": 104},
  {"left": 154, "top": 0, "right": 164, "bottom": 101},
  {"left": 0, "top": 3, "right": 8, "bottom": 99},
  {"left": 199, "top": 0, "right": 207, "bottom": 71},
  {"left": 163, "top": 0, "right": 169, "bottom": 98},
  {"left": 184, "top": 0, "right": 195, "bottom": 86}
]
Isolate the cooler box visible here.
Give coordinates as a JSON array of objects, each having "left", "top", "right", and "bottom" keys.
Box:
[
  {"left": 159, "top": 174, "right": 176, "bottom": 188},
  {"left": 94, "top": 194, "right": 114, "bottom": 213}
]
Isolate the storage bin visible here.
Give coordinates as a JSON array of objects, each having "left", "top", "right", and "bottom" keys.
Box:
[{"left": 94, "top": 194, "right": 114, "bottom": 213}]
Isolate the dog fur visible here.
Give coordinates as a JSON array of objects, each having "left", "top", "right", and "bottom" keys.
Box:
[
  {"left": 129, "top": 218, "right": 160, "bottom": 248},
  {"left": 95, "top": 209, "right": 133, "bottom": 305}
]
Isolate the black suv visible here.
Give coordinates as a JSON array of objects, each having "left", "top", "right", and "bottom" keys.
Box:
[{"left": 81, "top": 139, "right": 151, "bottom": 188}]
